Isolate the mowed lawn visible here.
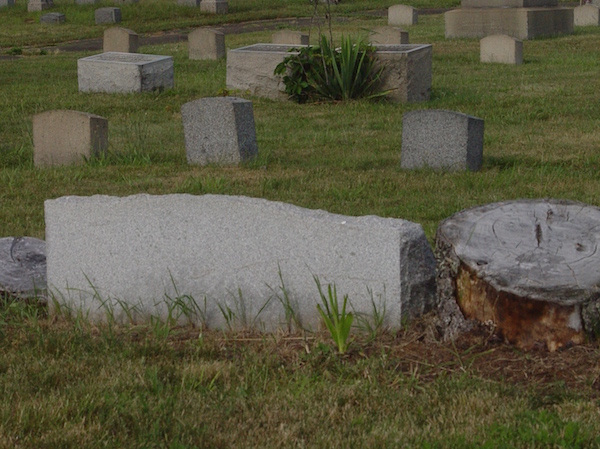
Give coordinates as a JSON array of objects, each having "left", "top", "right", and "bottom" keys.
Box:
[{"left": 1, "top": 0, "right": 600, "bottom": 447}]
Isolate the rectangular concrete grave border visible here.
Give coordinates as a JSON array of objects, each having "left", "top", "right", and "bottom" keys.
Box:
[
  {"left": 45, "top": 194, "right": 437, "bottom": 331},
  {"left": 226, "top": 43, "right": 432, "bottom": 103}
]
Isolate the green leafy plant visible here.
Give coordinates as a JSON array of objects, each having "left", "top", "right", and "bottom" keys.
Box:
[
  {"left": 315, "top": 277, "right": 354, "bottom": 354},
  {"left": 274, "top": 34, "right": 386, "bottom": 103}
]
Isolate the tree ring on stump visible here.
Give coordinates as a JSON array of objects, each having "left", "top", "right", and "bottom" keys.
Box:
[
  {"left": 0, "top": 237, "right": 46, "bottom": 300},
  {"left": 436, "top": 199, "right": 600, "bottom": 351}
]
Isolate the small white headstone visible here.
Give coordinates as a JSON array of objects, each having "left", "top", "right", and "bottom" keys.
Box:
[
  {"left": 388, "top": 4, "right": 418, "bottom": 26},
  {"left": 480, "top": 34, "right": 523, "bottom": 64}
]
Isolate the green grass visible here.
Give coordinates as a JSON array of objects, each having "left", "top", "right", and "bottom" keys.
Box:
[{"left": 2, "top": 2, "right": 600, "bottom": 447}]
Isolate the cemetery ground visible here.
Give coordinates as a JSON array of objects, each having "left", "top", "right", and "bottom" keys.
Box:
[{"left": 2, "top": 1, "right": 600, "bottom": 447}]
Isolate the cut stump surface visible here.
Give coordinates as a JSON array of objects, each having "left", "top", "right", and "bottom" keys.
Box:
[
  {"left": 0, "top": 237, "right": 46, "bottom": 299},
  {"left": 436, "top": 199, "right": 600, "bottom": 351}
]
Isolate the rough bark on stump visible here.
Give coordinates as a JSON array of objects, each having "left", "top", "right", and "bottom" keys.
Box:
[
  {"left": 0, "top": 237, "right": 46, "bottom": 300},
  {"left": 435, "top": 199, "right": 600, "bottom": 351}
]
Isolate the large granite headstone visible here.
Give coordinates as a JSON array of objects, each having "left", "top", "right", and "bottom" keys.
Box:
[
  {"left": 45, "top": 194, "right": 437, "bottom": 330},
  {"left": 401, "top": 109, "right": 484, "bottom": 171},
  {"left": 181, "top": 97, "right": 258, "bottom": 165}
]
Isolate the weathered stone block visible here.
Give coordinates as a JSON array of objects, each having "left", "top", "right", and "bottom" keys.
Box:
[
  {"left": 200, "top": 0, "right": 227, "bottom": 14},
  {"left": 401, "top": 109, "right": 484, "bottom": 172},
  {"left": 0, "top": 0, "right": 15, "bottom": 7},
  {"left": 178, "top": 0, "right": 200, "bottom": 6},
  {"left": 33, "top": 110, "right": 108, "bottom": 167},
  {"left": 445, "top": 7, "right": 574, "bottom": 39},
  {"left": 574, "top": 4, "right": 600, "bottom": 26},
  {"left": 40, "top": 12, "right": 65, "bottom": 24},
  {"left": 103, "top": 27, "right": 139, "bottom": 53},
  {"left": 95, "top": 7, "right": 121, "bottom": 25},
  {"left": 461, "top": 0, "right": 557, "bottom": 7},
  {"left": 369, "top": 26, "right": 409, "bottom": 45},
  {"left": 480, "top": 34, "right": 523, "bottom": 64},
  {"left": 375, "top": 44, "right": 431, "bottom": 103},
  {"left": 78, "top": 52, "right": 174, "bottom": 93},
  {"left": 181, "top": 97, "right": 257, "bottom": 165},
  {"left": 45, "top": 194, "right": 437, "bottom": 329},
  {"left": 188, "top": 28, "right": 225, "bottom": 60},
  {"left": 388, "top": 4, "right": 418, "bottom": 27},
  {"left": 76, "top": 0, "right": 99, "bottom": 4},
  {"left": 272, "top": 30, "right": 309, "bottom": 45},
  {"left": 27, "top": 0, "right": 53, "bottom": 12}
]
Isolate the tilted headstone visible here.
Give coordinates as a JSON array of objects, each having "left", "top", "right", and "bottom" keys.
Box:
[
  {"left": 201, "top": 0, "right": 227, "bottom": 14},
  {"left": 40, "top": 12, "right": 65, "bottom": 24},
  {"left": 401, "top": 109, "right": 484, "bottom": 171},
  {"left": 103, "top": 27, "right": 139, "bottom": 53},
  {"left": 27, "top": 0, "right": 53, "bottom": 12},
  {"left": 369, "top": 27, "right": 409, "bottom": 45},
  {"left": 388, "top": 4, "right": 418, "bottom": 27},
  {"left": 95, "top": 7, "right": 121, "bottom": 25},
  {"left": 574, "top": 4, "right": 600, "bottom": 26},
  {"left": 178, "top": 0, "right": 200, "bottom": 5},
  {"left": 181, "top": 97, "right": 258, "bottom": 165},
  {"left": 272, "top": 30, "right": 309, "bottom": 45},
  {"left": 188, "top": 28, "right": 225, "bottom": 60},
  {"left": 45, "top": 194, "right": 437, "bottom": 330},
  {"left": 33, "top": 110, "right": 108, "bottom": 167},
  {"left": 0, "top": 0, "right": 15, "bottom": 7},
  {"left": 480, "top": 34, "right": 523, "bottom": 64},
  {"left": 0, "top": 237, "right": 46, "bottom": 300},
  {"left": 78, "top": 52, "right": 174, "bottom": 93}
]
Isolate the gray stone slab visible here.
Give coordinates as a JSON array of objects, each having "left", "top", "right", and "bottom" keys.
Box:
[
  {"left": 95, "top": 7, "right": 121, "bottom": 25},
  {"left": 78, "top": 52, "right": 174, "bottom": 93},
  {"left": 574, "top": 4, "right": 600, "bottom": 26},
  {"left": 27, "top": 0, "right": 52, "bottom": 11},
  {"left": 45, "top": 194, "right": 437, "bottom": 329},
  {"left": 272, "top": 30, "right": 309, "bottom": 45},
  {"left": 178, "top": 0, "right": 200, "bottom": 5},
  {"left": 401, "top": 109, "right": 484, "bottom": 172},
  {"left": 33, "top": 110, "right": 108, "bottom": 167},
  {"left": 369, "top": 26, "right": 409, "bottom": 45},
  {"left": 461, "top": 0, "right": 557, "bottom": 7},
  {"left": 182, "top": 96, "right": 258, "bottom": 165},
  {"left": 480, "top": 34, "right": 523, "bottom": 64},
  {"left": 40, "top": 12, "right": 65, "bottom": 24},
  {"left": 76, "top": 0, "right": 99, "bottom": 4},
  {"left": 388, "top": 4, "right": 418, "bottom": 26},
  {"left": 188, "top": 28, "right": 225, "bottom": 60},
  {"left": 0, "top": 237, "right": 46, "bottom": 299},
  {"left": 103, "top": 27, "right": 139, "bottom": 53},
  {"left": 0, "top": 0, "right": 15, "bottom": 7},
  {"left": 200, "top": 0, "right": 227, "bottom": 14},
  {"left": 445, "top": 7, "right": 574, "bottom": 39}
]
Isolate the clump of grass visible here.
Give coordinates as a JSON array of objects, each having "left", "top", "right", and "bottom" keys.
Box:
[{"left": 315, "top": 277, "right": 354, "bottom": 354}]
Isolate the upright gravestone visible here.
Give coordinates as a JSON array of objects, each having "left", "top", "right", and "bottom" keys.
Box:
[
  {"left": 76, "top": 0, "right": 99, "bottom": 4},
  {"left": 188, "top": 28, "right": 225, "bottom": 60},
  {"left": 445, "top": 0, "right": 573, "bottom": 39},
  {"left": 103, "top": 27, "right": 139, "bottom": 53},
  {"left": 574, "top": 4, "right": 600, "bottom": 26},
  {"left": 33, "top": 110, "right": 108, "bottom": 167},
  {"left": 401, "top": 109, "right": 484, "bottom": 171},
  {"left": 178, "top": 0, "right": 200, "bottom": 5},
  {"left": 0, "top": 0, "right": 15, "bottom": 7},
  {"left": 201, "top": 0, "right": 227, "bottom": 14},
  {"left": 95, "top": 7, "right": 121, "bottom": 25},
  {"left": 480, "top": 34, "right": 523, "bottom": 64},
  {"left": 369, "top": 27, "right": 409, "bottom": 45},
  {"left": 40, "top": 12, "right": 65, "bottom": 24},
  {"left": 388, "top": 4, "right": 418, "bottom": 26},
  {"left": 181, "top": 97, "right": 258, "bottom": 166},
  {"left": 272, "top": 30, "right": 309, "bottom": 45},
  {"left": 27, "top": 0, "right": 53, "bottom": 12}
]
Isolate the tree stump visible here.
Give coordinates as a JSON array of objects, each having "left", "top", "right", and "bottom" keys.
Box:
[
  {"left": 435, "top": 199, "right": 600, "bottom": 351},
  {"left": 0, "top": 237, "right": 46, "bottom": 300}
]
